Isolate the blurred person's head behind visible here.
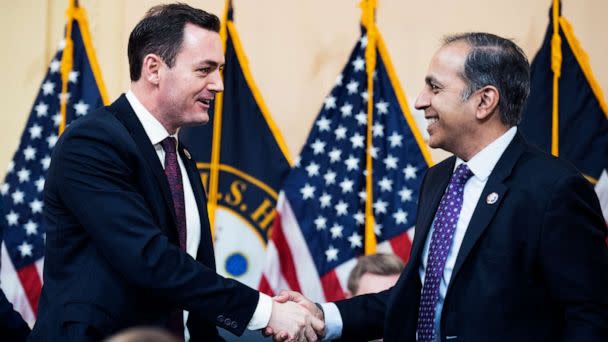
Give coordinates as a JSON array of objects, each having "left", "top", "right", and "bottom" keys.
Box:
[
  {"left": 104, "top": 327, "right": 180, "bottom": 342},
  {"left": 346, "top": 253, "right": 405, "bottom": 297}
]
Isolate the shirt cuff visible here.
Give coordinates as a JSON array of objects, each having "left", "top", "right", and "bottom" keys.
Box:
[
  {"left": 247, "top": 293, "right": 273, "bottom": 330},
  {"left": 320, "top": 302, "right": 343, "bottom": 341}
]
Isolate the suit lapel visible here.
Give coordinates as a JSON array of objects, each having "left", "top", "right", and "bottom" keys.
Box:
[
  {"left": 448, "top": 132, "right": 527, "bottom": 289},
  {"left": 109, "top": 95, "right": 178, "bottom": 240},
  {"left": 410, "top": 157, "right": 456, "bottom": 265},
  {"left": 178, "top": 144, "right": 216, "bottom": 267}
]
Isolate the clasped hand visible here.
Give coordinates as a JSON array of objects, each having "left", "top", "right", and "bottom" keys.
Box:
[{"left": 264, "top": 290, "right": 325, "bottom": 342}]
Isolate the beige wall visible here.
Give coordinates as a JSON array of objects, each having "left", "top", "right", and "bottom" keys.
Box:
[{"left": 1, "top": 0, "right": 607, "bottom": 179}]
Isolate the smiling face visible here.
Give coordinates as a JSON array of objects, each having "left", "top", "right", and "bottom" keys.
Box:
[
  {"left": 414, "top": 42, "right": 480, "bottom": 158},
  {"left": 156, "top": 23, "right": 224, "bottom": 133}
]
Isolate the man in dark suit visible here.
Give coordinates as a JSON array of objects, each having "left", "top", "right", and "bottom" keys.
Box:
[
  {"left": 269, "top": 32, "right": 608, "bottom": 341},
  {"left": 0, "top": 203, "right": 31, "bottom": 341},
  {"left": 29, "top": 4, "right": 322, "bottom": 342}
]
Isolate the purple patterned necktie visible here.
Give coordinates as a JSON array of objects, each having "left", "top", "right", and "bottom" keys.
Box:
[
  {"left": 161, "top": 137, "right": 187, "bottom": 250},
  {"left": 161, "top": 137, "right": 187, "bottom": 340},
  {"left": 416, "top": 163, "right": 473, "bottom": 342}
]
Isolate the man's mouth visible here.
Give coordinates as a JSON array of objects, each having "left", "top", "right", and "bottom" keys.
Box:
[
  {"left": 198, "top": 98, "right": 213, "bottom": 106},
  {"left": 426, "top": 117, "right": 438, "bottom": 125}
]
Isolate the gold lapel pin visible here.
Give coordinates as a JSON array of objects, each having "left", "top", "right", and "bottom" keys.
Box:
[{"left": 486, "top": 192, "right": 499, "bottom": 204}]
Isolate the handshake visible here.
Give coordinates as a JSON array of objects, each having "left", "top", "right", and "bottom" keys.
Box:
[{"left": 263, "top": 290, "right": 325, "bottom": 342}]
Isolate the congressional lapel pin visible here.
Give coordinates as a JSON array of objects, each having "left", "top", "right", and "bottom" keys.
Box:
[
  {"left": 183, "top": 148, "right": 192, "bottom": 160},
  {"left": 486, "top": 192, "right": 499, "bottom": 205}
]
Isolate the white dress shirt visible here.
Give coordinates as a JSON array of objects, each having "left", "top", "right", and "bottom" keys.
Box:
[
  {"left": 125, "top": 91, "right": 272, "bottom": 335},
  {"left": 322, "top": 127, "right": 517, "bottom": 341}
]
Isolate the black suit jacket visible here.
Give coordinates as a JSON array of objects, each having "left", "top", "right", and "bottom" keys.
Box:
[
  {"left": 29, "top": 95, "right": 259, "bottom": 341},
  {"left": 336, "top": 132, "right": 608, "bottom": 342}
]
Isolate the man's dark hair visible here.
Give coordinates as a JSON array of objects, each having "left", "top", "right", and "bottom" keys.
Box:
[
  {"left": 128, "top": 3, "right": 220, "bottom": 81},
  {"left": 443, "top": 32, "right": 530, "bottom": 126}
]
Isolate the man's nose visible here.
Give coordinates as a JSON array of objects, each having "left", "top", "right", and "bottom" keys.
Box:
[
  {"left": 414, "top": 89, "right": 430, "bottom": 110},
  {"left": 208, "top": 69, "right": 224, "bottom": 93}
]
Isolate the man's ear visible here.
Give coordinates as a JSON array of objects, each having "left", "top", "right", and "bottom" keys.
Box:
[
  {"left": 475, "top": 85, "right": 499, "bottom": 120},
  {"left": 141, "top": 53, "right": 162, "bottom": 85}
]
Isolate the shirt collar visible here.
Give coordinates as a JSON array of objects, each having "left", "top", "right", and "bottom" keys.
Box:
[
  {"left": 125, "top": 90, "right": 178, "bottom": 146},
  {"left": 455, "top": 126, "right": 517, "bottom": 182}
]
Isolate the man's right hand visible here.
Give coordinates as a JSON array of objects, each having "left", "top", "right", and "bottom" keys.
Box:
[
  {"left": 274, "top": 290, "right": 324, "bottom": 322},
  {"left": 264, "top": 290, "right": 325, "bottom": 341},
  {"left": 267, "top": 299, "right": 324, "bottom": 342}
]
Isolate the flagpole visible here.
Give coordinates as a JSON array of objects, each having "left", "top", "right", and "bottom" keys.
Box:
[
  {"left": 59, "top": 0, "right": 78, "bottom": 135},
  {"left": 208, "top": 0, "right": 231, "bottom": 238},
  {"left": 361, "top": 0, "right": 378, "bottom": 255},
  {"left": 550, "top": 0, "right": 562, "bottom": 156}
]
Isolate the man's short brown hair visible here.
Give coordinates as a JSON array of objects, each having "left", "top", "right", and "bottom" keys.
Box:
[
  {"left": 127, "top": 3, "right": 220, "bottom": 81},
  {"left": 347, "top": 253, "right": 404, "bottom": 294}
]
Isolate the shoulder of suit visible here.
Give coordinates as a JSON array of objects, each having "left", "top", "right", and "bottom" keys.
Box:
[
  {"left": 513, "top": 144, "right": 584, "bottom": 185},
  {"left": 427, "top": 155, "right": 456, "bottom": 174},
  {"left": 66, "top": 106, "right": 126, "bottom": 132},
  {"left": 57, "top": 105, "right": 132, "bottom": 149}
]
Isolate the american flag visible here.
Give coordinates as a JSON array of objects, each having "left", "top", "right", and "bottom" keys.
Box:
[
  {"left": 0, "top": 7, "right": 106, "bottom": 325},
  {"left": 260, "top": 27, "right": 432, "bottom": 302}
]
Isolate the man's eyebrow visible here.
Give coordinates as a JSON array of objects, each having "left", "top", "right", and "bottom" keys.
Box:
[
  {"left": 196, "top": 60, "right": 219, "bottom": 67},
  {"left": 425, "top": 76, "right": 440, "bottom": 86}
]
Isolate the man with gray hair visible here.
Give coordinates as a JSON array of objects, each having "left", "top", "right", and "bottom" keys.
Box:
[{"left": 271, "top": 32, "right": 608, "bottom": 342}]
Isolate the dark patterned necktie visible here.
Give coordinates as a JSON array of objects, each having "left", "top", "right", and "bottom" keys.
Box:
[
  {"left": 161, "top": 137, "right": 187, "bottom": 250},
  {"left": 416, "top": 163, "right": 473, "bottom": 342},
  {"left": 161, "top": 137, "right": 187, "bottom": 340}
]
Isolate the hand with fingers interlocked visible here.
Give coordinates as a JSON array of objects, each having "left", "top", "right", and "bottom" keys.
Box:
[{"left": 263, "top": 290, "right": 325, "bottom": 342}]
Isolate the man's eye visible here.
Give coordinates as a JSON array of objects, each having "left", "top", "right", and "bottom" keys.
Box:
[{"left": 198, "top": 68, "right": 211, "bottom": 74}]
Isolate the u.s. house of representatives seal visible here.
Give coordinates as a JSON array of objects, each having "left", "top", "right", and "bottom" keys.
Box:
[{"left": 198, "top": 163, "right": 277, "bottom": 288}]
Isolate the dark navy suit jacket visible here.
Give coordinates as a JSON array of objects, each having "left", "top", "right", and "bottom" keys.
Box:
[
  {"left": 336, "top": 132, "right": 608, "bottom": 342},
  {"left": 29, "top": 95, "right": 259, "bottom": 341}
]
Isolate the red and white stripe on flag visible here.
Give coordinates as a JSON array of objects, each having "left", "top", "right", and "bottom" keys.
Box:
[
  {"left": 260, "top": 193, "right": 414, "bottom": 302},
  {"left": 0, "top": 244, "right": 43, "bottom": 326}
]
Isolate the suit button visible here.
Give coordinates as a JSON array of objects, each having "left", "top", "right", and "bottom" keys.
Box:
[
  {"left": 224, "top": 318, "right": 232, "bottom": 326},
  {"left": 217, "top": 315, "right": 224, "bottom": 323},
  {"left": 231, "top": 322, "right": 238, "bottom": 329}
]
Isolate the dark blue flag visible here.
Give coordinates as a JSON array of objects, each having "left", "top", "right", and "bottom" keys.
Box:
[
  {"left": 520, "top": 3, "right": 608, "bottom": 223},
  {"left": 0, "top": 5, "right": 107, "bottom": 325}
]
